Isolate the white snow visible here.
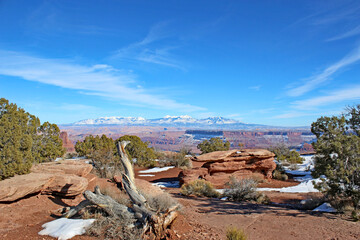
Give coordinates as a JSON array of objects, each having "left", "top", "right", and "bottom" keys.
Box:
[
  {"left": 138, "top": 166, "right": 175, "bottom": 173},
  {"left": 138, "top": 174, "right": 155, "bottom": 177},
  {"left": 312, "top": 203, "right": 337, "bottom": 213},
  {"left": 38, "top": 218, "right": 95, "bottom": 240},
  {"left": 258, "top": 155, "right": 321, "bottom": 193},
  {"left": 257, "top": 179, "right": 320, "bottom": 193},
  {"left": 152, "top": 181, "right": 180, "bottom": 188}
]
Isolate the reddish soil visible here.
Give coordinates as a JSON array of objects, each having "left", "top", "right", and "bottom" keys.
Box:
[{"left": 1, "top": 167, "right": 359, "bottom": 240}]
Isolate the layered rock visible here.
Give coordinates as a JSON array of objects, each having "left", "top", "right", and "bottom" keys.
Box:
[
  {"left": 179, "top": 149, "right": 276, "bottom": 188},
  {"left": 0, "top": 160, "right": 92, "bottom": 202}
]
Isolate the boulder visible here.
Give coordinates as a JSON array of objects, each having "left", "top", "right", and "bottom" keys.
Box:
[
  {"left": 0, "top": 161, "right": 92, "bottom": 202},
  {"left": 0, "top": 173, "right": 56, "bottom": 202},
  {"left": 44, "top": 174, "right": 89, "bottom": 197},
  {"left": 31, "top": 160, "right": 93, "bottom": 177},
  {"left": 179, "top": 148, "right": 276, "bottom": 187}
]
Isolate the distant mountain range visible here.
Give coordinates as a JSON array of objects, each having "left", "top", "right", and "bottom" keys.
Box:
[{"left": 68, "top": 115, "right": 308, "bottom": 130}]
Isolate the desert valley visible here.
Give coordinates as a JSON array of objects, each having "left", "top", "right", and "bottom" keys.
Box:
[{"left": 1, "top": 1, "right": 360, "bottom": 239}]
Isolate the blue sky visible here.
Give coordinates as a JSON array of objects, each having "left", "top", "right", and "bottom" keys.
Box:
[{"left": 0, "top": 0, "right": 360, "bottom": 126}]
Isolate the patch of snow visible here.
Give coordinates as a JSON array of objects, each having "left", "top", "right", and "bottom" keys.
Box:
[
  {"left": 220, "top": 197, "right": 228, "bottom": 201},
  {"left": 215, "top": 189, "right": 225, "bottom": 194},
  {"left": 152, "top": 181, "right": 180, "bottom": 188},
  {"left": 139, "top": 166, "right": 175, "bottom": 173},
  {"left": 138, "top": 174, "right": 155, "bottom": 177},
  {"left": 312, "top": 203, "right": 337, "bottom": 213},
  {"left": 38, "top": 218, "right": 95, "bottom": 240},
  {"left": 257, "top": 179, "right": 320, "bottom": 193}
]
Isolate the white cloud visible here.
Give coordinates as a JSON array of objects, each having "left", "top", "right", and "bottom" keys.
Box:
[
  {"left": 287, "top": 45, "right": 360, "bottom": 97},
  {"left": 327, "top": 24, "right": 360, "bottom": 41},
  {"left": 292, "top": 85, "right": 360, "bottom": 110},
  {"left": 249, "top": 85, "right": 261, "bottom": 91},
  {"left": 112, "top": 23, "right": 184, "bottom": 70},
  {"left": 0, "top": 50, "right": 205, "bottom": 112}
]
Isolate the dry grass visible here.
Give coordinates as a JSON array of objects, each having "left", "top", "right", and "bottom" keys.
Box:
[
  {"left": 99, "top": 185, "right": 131, "bottom": 206},
  {"left": 224, "top": 177, "right": 269, "bottom": 204},
  {"left": 226, "top": 226, "right": 247, "bottom": 240},
  {"left": 86, "top": 216, "right": 140, "bottom": 240},
  {"left": 144, "top": 192, "right": 179, "bottom": 213},
  {"left": 180, "top": 179, "right": 220, "bottom": 198}
]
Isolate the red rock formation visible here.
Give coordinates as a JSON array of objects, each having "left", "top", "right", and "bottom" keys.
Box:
[
  {"left": 0, "top": 160, "right": 92, "bottom": 202},
  {"left": 179, "top": 149, "right": 276, "bottom": 188},
  {"left": 60, "top": 131, "right": 75, "bottom": 152},
  {"left": 300, "top": 143, "right": 315, "bottom": 154}
]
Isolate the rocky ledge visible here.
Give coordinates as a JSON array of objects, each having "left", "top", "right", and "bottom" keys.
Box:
[
  {"left": 0, "top": 160, "right": 92, "bottom": 202},
  {"left": 179, "top": 149, "right": 276, "bottom": 188}
]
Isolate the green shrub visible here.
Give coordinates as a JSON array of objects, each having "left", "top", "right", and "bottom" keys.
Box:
[
  {"left": 197, "top": 137, "right": 230, "bottom": 154},
  {"left": 89, "top": 148, "right": 123, "bottom": 179},
  {"left": 268, "top": 144, "right": 303, "bottom": 164},
  {"left": 226, "top": 226, "right": 247, "bottom": 240},
  {"left": 180, "top": 179, "right": 220, "bottom": 198},
  {"left": 157, "top": 149, "right": 192, "bottom": 169},
  {"left": 272, "top": 169, "right": 288, "bottom": 181},
  {"left": 224, "top": 177, "right": 269, "bottom": 204},
  {"left": 0, "top": 98, "right": 64, "bottom": 180},
  {"left": 115, "top": 135, "right": 157, "bottom": 167},
  {"left": 75, "top": 134, "right": 115, "bottom": 158}
]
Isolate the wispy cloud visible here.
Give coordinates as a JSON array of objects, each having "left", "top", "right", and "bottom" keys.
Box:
[
  {"left": 327, "top": 24, "right": 360, "bottom": 41},
  {"left": 113, "top": 23, "right": 184, "bottom": 70},
  {"left": 287, "top": 45, "right": 360, "bottom": 97},
  {"left": 249, "top": 85, "right": 261, "bottom": 91},
  {"left": 59, "top": 103, "right": 98, "bottom": 111},
  {"left": 292, "top": 85, "right": 360, "bottom": 110},
  {"left": 0, "top": 50, "right": 204, "bottom": 112}
]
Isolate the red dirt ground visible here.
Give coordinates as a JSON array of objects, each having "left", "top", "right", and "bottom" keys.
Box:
[{"left": 0, "top": 167, "right": 359, "bottom": 240}]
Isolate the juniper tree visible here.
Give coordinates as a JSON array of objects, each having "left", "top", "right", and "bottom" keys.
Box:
[
  {"left": 311, "top": 104, "right": 360, "bottom": 211},
  {"left": 0, "top": 98, "right": 64, "bottom": 180},
  {"left": 197, "top": 137, "right": 230, "bottom": 154}
]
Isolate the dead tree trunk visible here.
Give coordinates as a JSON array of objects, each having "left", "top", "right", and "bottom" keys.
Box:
[{"left": 63, "top": 141, "right": 179, "bottom": 239}]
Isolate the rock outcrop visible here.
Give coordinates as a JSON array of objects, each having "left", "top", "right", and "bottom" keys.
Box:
[
  {"left": 179, "top": 149, "right": 276, "bottom": 188},
  {"left": 60, "top": 131, "right": 75, "bottom": 152},
  {"left": 0, "top": 160, "right": 92, "bottom": 202}
]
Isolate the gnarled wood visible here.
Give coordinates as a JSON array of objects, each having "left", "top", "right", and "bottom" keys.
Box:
[{"left": 63, "top": 141, "right": 179, "bottom": 239}]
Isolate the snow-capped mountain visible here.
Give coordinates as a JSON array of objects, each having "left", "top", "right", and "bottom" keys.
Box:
[
  {"left": 69, "top": 115, "right": 307, "bottom": 130},
  {"left": 73, "top": 115, "right": 244, "bottom": 127},
  {"left": 74, "top": 116, "right": 148, "bottom": 125}
]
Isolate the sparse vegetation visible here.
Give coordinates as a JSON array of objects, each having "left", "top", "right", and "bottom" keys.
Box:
[
  {"left": 197, "top": 137, "right": 230, "bottom": 154},
  {"left": 144, "top": 192, "right": 179, "bottom": 213},
  {"left": 311, "top": 104, "right": 360, "bottom": 218},
  {"left": 268, "top": 144, "right": 304, "bottom": 164},
  {"left": 224, "top": 177, "right": 269, "bottom": 204},
  {"left": 157, "top": 148, "right": 192, "bottom": 169},
  {"left": 75, "top": 134, "right": 115, "bottom": 158},
  {"left": 180, "top": 179, "right": 220, "bottom": 198},
  {"left": 272, "top": 169, "right": 288, "bottom": 181},
  {"left": 115, "top": 135, "right": 157, "bottom": 167},
  {"left": 89, "top": 148, "right": 123, "bottom": 179},
  {"left": 0, "top": 98, "right": 65, "bottom": 180},
  {"left": 75, "top": 134, "right": 158, "bottom": 168},
  {"left": 226, "top": 226, "right": 247, "bottom": 240}
]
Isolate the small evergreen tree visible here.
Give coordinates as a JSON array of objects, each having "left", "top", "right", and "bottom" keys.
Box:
[
  {"left": 75, "top": 134, "right": 115, "bottom": 157},
  {"left": 197, "top": 137, "right": 230, "bottom": 154},
  {"left": 311, "top": 105, "right": 360, "bottom": 212},
  {"left": 115, "top": 135, "right": 157, "bottom": 167},
  {"left": 268, "top": 144, "right": 303, "bottom": 164},
  {"left": 0, "top": 98, "right": 64, "bottom": 180}
]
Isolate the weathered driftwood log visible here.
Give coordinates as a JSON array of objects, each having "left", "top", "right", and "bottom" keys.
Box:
[{"left": 62, "top": 141, "right": 179, "bottom": 239}]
